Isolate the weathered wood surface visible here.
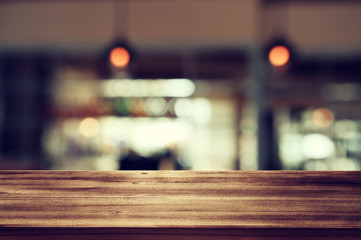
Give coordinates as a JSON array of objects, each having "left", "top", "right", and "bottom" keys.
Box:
[{"left": 0, "top": 171, "right": 361, "bottom": 239}]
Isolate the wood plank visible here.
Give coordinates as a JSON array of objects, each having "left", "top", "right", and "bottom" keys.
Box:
[{"left": 0, "top": 171, "right": 361, "bottom": 239}]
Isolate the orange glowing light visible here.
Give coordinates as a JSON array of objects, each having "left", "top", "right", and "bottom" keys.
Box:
[
  {"left": 109, "top": 47, "right": 130, "bottom": 68},
  {"left": 312, "top": 108, "right": 334, "bottom": 127},
  {"left": 268, "top": 45, "right": 290, "bottom": 67}
]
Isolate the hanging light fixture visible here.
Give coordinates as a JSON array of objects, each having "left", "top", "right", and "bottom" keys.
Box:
[
  {"left": 264, "top": 37, "right": 296, "bottom": 73},
  {"left": 100, "top": 0, "right": 135, "bottom": 77}
]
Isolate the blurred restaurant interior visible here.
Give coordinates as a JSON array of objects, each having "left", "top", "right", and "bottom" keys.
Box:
[{"left": 0, "top": 0, "right": 361, "bottom": 171}]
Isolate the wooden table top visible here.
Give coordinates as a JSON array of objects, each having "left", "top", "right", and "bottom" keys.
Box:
[{"left": 1, "top": 170, "right": 361, "bottom": 239}]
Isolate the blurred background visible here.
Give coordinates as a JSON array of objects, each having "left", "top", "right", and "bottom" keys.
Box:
[{"left": 0, "top": 0, "right": 360, "bottom": 171}]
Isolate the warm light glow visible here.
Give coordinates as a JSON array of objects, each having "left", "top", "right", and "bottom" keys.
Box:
[
  {"left": 109, "top": 47, "right": 130, "bottom": 68},
  {"left": 312, "top": 108, "right": 334, "bottom": 127},
  {"left": 268, "top": 45, "right": 290, "bottom": 67},
  {"left": 79, "top": 118, "right": 100, "bottom": 137}
]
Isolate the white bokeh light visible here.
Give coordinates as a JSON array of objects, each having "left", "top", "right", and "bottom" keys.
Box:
[{"left": 301, "top": 134, "right": 335, "bottom": 159}]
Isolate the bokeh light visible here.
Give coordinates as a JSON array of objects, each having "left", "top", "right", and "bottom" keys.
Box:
[
  {"left": 268, "top": 45, "right": 290, "bottom": 67},
  {"left": 163, "top": 79, "right": 196, "bottom": 97},
  {"left": 145, "top": 98, "right": 168, "bottom": 116},
  {"left": 79, "top": 118, "right": 100, "bottom": 137},
  {"left": 301, "top": 134, "right": 335, "bottom": 159},
  {"left": 334, "top": 120, "right": 357, "bottom": 138},
  {"left": 312, "top": 108, "right": 334, "bottom": 127},
  {"left": 109, "top": 47, "right": 130, "bottom": 68},
  {"left": 100, "top": 79, "right": 195, "bottom": 98}
]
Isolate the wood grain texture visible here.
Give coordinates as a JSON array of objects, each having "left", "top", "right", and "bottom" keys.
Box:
[{"left": 0, "top": 171, "right": 361, "bottom": 239}]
